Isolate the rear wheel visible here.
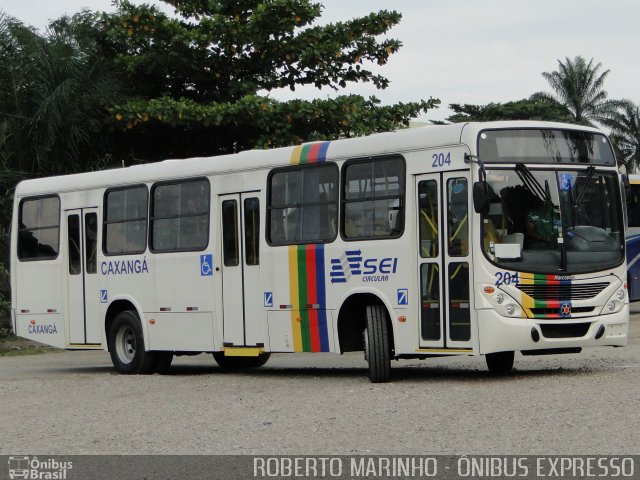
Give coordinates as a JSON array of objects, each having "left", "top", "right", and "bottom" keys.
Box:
[
  {"left": 155, "top": 353, "right": 174, "bottom": 374},
  {"left": 486, "top": 351, "right": 515, "bottom": 374},
  {"left": 212, "top": 352, "right": 271, "bottom": 369},
  {"left": 108, "top": 310, "right": 157, "bottom": 374},
  {"left": 364, "top": 304, "right": 391, "bottom": 383}
]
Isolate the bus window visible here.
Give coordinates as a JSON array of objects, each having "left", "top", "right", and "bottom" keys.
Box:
[
  {"left": 447, "top": 178, "right": 468, "bottom": 256},
  {"left": 151, "top": 178, "right": 210, "bottom": 252},
  {"left": 222, "top": 200, "right": 239, "bottom": 267},
  {"left": 627, "top": 183, "right": 640, "bottom": 227},
  {"left": 449, "top": 262, "right": 471, "bottom": 341},
  {"left": 85, "top": 212, "right": 97, "bottom": 274},
  {"left": 244, "top": 197, "right": 259, "bottom": 266},
  {"left": 104, "top": 186, "right": 148, "bottom": 255},
  {"left": 418, "top": 180, "right": 438, "bottom": 258},
  {"left": 18, "top": 196, "right": 60, "bottom": 261},
  {"left": 267, "top": 164, "right": 338, "bottom": 245},
  {"left": 68, "top": 214, "right": 81, "bottom": 274},
  {"left": 342, "top": 156, "right": 405, "bottom": 240}
]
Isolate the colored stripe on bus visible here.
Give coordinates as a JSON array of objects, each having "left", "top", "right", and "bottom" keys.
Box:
[
  {"left": 519, "top": 273, "right": 572, "bottom": 318},
  {"left": 288, "top": 244, "right": 330, "bottom": 352},
  {"left": 290, "top": 141, "right": 331, "bottom": 164}
]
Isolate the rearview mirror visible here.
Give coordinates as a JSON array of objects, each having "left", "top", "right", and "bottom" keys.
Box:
[{"left": 473, "top": 181, "right": 490, "bottom": 215}]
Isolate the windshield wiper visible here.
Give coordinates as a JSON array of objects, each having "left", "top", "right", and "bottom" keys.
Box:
[
  {"left": 515, "top": 163, "right": 557, "bottom": 210},
  {"left": 573, "top": 166, "right": 596, "bottom": 208}
]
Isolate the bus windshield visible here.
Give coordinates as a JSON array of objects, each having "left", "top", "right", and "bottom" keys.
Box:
[{"left": 482, "top": 167, "right": 624, "bottom": 274}]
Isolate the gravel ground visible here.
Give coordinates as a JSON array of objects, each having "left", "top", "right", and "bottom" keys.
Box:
[{"left": 1, "top": 312, "right": 639, "bottom": 455}]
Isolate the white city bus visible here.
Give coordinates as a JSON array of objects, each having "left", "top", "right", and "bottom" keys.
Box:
[{"left": 10, "top": 121, "right": 629, "bottom": 382}]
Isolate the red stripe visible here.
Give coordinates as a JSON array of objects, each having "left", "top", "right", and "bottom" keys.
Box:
[
  {"left": 306, "top": 246, "right": 321, "bottom": 352},
  {"left": 547, "top": 300, "right": 561, "bottom": 308},
  {"left": 307, "top": 143, "right": 322, "bottom": 163}
]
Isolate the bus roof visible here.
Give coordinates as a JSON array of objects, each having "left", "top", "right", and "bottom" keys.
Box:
[{"left": 15, "top": 120, "right": 604, "bottom": 197}]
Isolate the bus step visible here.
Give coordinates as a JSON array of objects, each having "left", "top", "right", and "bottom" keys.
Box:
[{"left": 223, "top": 346, "right": 265, "bottom": 357}]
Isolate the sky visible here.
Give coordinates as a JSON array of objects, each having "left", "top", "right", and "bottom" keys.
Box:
[{"left": 2, "top": 0, "right": 639, "bottom": 122}]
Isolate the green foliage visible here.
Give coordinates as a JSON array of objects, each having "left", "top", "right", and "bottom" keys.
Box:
[
  {"left": 532, "top": 56, "right": 623, "bottom": 126},
  {"left": 443, "top": 98, "right": 574, "bottom": 123},
  {"left": 0, "top": 11, "right": 124, "bottom": 176},
  {"left": 100, "top": 0, "right": 438, "bottom": 158},
  {"left": 602, "top": 100, "right": 640, "bottom": 170}
]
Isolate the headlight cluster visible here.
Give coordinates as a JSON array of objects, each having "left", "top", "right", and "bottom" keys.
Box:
[
  {"left": 601, "top": 289, "right": 626, "bottom": 315},
  {"left": 483, "top": 286, "right": 522, "bottom": 318}
]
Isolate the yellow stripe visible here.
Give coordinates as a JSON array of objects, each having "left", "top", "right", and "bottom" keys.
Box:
[
  {"left": 289, "top": 246, "right": 303, "bottom": 351},
  {"left": 223, "top": 347, "right": 264, "bottom": 357},
  {"left": 415, "top": 348, "right": 473, "bottom": 354},
  {"left": 68, "top": 344, "right": 102, "bottom": 349},
  {"left": 290, "top": 145, "right": 303, "bottom": 165}
]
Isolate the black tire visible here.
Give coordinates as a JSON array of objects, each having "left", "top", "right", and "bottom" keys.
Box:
[
  {"left": 486, "top": 351, "right": 515, "bottom": 374},
  {"left": 364, "top": 304, "right": 391, "bottom": 383},
  {"left": 155, "top": 353, "right": 173, "bottom": 374},
  {"left": 212, "top": 352, "right": 271, "bottom": 369},
  {"left": 107, "top": 310, "right": 157, "bottom": 374}
]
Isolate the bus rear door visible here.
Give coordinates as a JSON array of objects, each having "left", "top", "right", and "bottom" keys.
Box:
[
  {"left": 65, "top": 208, "right": 101, "bottom": 345},
  {"left": 219, "top": 193, "right": 263, "bottom": 347}
]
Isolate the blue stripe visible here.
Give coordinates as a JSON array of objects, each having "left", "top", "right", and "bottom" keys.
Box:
[{"left": 315, "top": 245, "right": 330, "bottom": 351}]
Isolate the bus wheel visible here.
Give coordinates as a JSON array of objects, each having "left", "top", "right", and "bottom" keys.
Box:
[
  {"left": 364, "top": 304, "right": 391, "bottom": 383},
  {"left": 212, "top": 352, "right": 271, "bottom": 369},
  {"left": 108, "top": 310, "right": 157, "bottom": 374},
  {"left": 485, "top": 351, "right": 515, "bottom": 374}
]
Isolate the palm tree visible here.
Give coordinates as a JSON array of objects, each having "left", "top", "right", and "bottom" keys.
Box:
[
  {"left": 602, "top": 100, "right": 640, "bottom": 171},
  {"left": 532, "top": 56, "right": 621, "bottom": 126}
]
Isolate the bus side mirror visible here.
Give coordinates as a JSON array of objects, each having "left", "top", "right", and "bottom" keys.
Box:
[{"left": 473, "top": 181, "right": 490, "bottom": 215}]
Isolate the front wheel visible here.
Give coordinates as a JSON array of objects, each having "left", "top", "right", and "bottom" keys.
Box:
[
  {"left": 364, "top": 304, "right": 391, "bottom": 383},
  {"left": 108, "top": 310, "right": 157, "bottom": 374},
  {"left": 212, "top": 352, "right": 271, "bottom": 369},
  {"left": 485, "top": 351, "right": 515, "bottom": 374}
]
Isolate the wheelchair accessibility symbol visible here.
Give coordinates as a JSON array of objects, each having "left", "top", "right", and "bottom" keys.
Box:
[{"left": 200, "top": 254, "right": 214, "bottom": 276}]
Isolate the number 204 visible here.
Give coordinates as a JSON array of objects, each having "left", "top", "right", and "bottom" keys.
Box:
[
  {"left": 495, "top": 271, "right": 519, "bottom": 286},
  {"left": 432, "top": 152, "right": 451, "bottom": 168}
]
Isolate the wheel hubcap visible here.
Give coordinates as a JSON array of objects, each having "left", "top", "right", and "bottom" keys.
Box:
[{"left": 115, "top": 326, "right": 136, "bottom": 363}]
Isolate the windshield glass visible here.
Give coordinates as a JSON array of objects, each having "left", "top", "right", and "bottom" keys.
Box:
[
  {"left": 482, "top": 168, "right": 624, "bottom": 274},
  {"left": 479, "top": 129, "right": 615, "bottom": 165}
]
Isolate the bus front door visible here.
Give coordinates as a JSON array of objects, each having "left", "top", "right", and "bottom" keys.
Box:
[
  {"left": 219, "top": 193, "right": 263, "bottom": 347},
  {"left": 65, "top": 208, "right": 101, "bottom": 345},
  {"left": 416, "top": 171, "right": 474, "bottom": 352}
]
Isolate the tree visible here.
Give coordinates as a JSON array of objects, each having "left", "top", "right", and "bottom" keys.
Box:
[
  {"left": 602, "top": 100, "right": 640, "bottom": 170},
  {"left": 0, "top": 11, "right": 123, "bottom": 178},
  {"left": 100, "top": 0, "right": 439, "bottom": 159},
  {"left": 441, "top": 98, "right": 574, "bottom": 123},
  {"left": 532, "top": 56, "right": 621, "bottom": 126}
]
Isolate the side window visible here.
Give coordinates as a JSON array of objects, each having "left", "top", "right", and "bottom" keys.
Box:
[
  {"left": 18, "top": 196, "right": 60, "bottom": 261},
  {"left": 627, "top": 184, "right": 640, "bottom": 227},
  {"left": 342, "top": 156, "right": 405, "bottom": 240},
  {"left": 104, "top": 186, "right": 148, "bottom": 255},
  {"left": 151, "top": 178, "right": 210, "bottom": 252},
  {"left": 267, "top": 164, "right": 338, "bottom": 245}
]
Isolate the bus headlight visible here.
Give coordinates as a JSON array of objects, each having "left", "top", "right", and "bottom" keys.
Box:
[
  {"left": 600, "top": 289, "right": 626, "bottom": 315},
  {"left": 485, "top": 288, "right": 522, "bottom": 318}
]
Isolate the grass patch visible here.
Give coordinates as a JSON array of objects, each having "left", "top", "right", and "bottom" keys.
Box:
[{"left": 0, "top": 334, "right": 58, "bottom": 356}]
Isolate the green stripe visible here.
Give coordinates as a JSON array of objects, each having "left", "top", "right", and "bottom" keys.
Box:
[
  {"left": 297, "top": 245, "right": 311, "bottom": 351},
  {"left": 300, "top": 144, "right": 312, "bottom": 164}
]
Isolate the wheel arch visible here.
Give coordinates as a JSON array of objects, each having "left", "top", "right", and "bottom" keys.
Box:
[
  {"left": 105, "top": 297, "right": 148, "bottom": 351},
  {"left": 336, "top": 290, "right": 396, "bottom": 354}
]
